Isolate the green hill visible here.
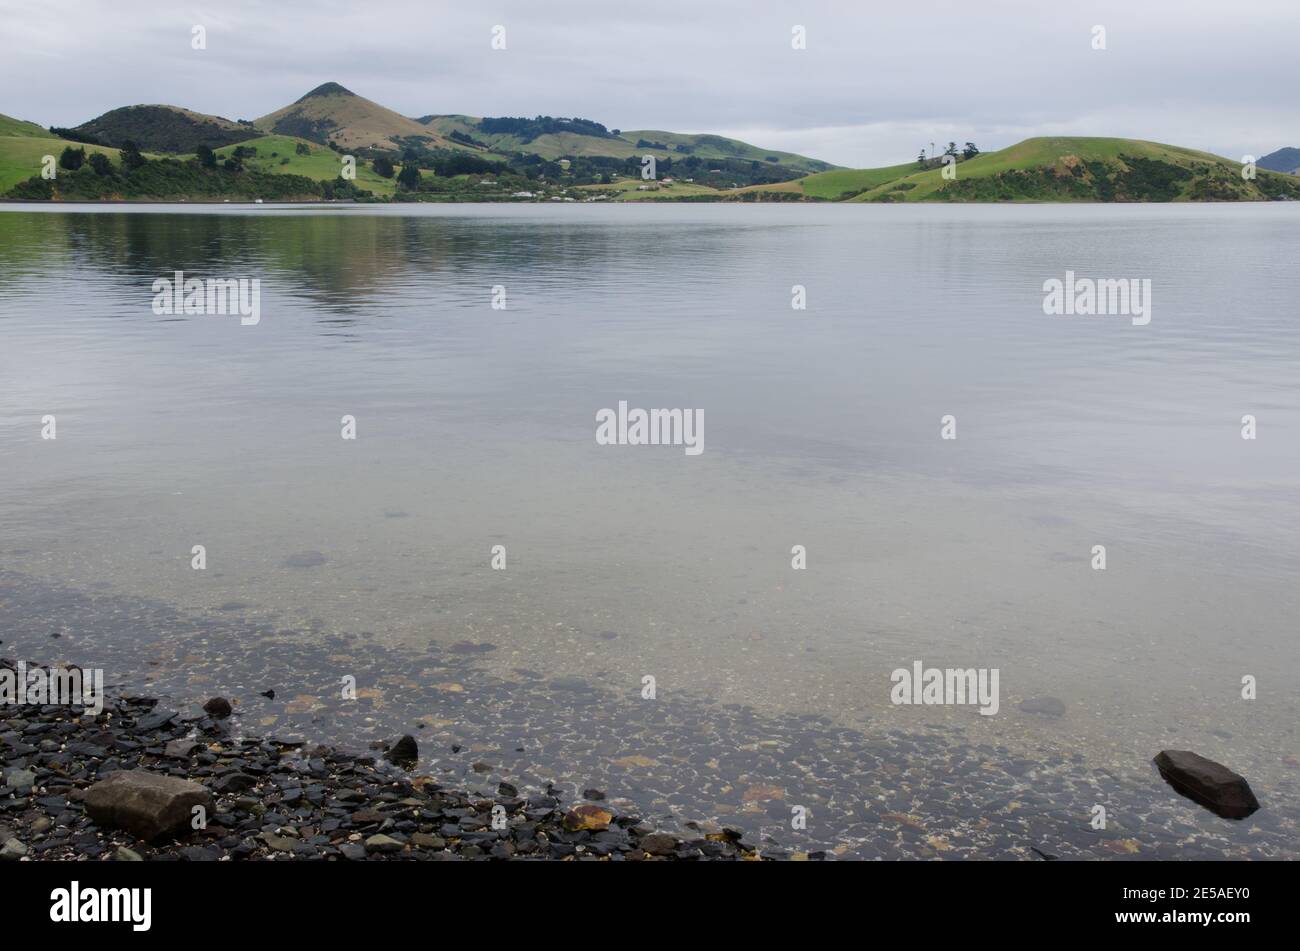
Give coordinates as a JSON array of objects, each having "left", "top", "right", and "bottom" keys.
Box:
[
  {"left": 213, "top": 134, "right": 399, "bottom": 196},
  {"left": 8, "top": 99, "right": 1299, "bottom": 205},
  {"left": 72, "top": 104, "right": 260, "bottom": 153},
  {"left": 849, "top": 137, "right": 1300, "bottom": 202},
  {"left": 5, "top": 151, "right": 366, "bottom": 202},
  {"left": 0, "top": 114, "right": 50, "bottom": 138},
  {"left": 4, "top": 86, "right": 831, "bottom": 199},
  {"left": 255, "top": 83, "right": 454, "bottom": 152},
  {"left": 733, "top": 161, "right": 918, "bottom": 200},
  {"left": 419, "top": 114, "right": 834, "bottom": 176},
  {"left": 739, "top": 137, "right": 1300, "bottom": 203},
  {"left": 0, "top": 119, "right": 126, "bottom": 193},
  {"left": 0, "top": 116, "right": 370, "bottom": 201}
]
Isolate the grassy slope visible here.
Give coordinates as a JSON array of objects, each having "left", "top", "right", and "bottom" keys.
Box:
[
  {"left": 218, "top": 135, "right": 519, "bottom": 201},
  {"left": 0, "top": 114, "right": 49, "bottom": 137},
  {"left": 421, "top": 115, "right": 833, "bottom": 173},
  {"left": 0, "top": 131, "right": 124, "bottom": 193},
  {"left": 847, "top": 137, "right": 1292, "bottom": 202},
  {"left": 214, "top": 135, "right": 396, "bottom": 196},
  {"left": 0, "top": 113, "right": 204, "bottom": 194},
  {"left": 8, "top": 119, "right": 1296, "bottom": 204},
  {"left": 1, "top": 124, "right": 411, "bottom": 201},
  {"left": 736, "top": 137, "right": 1300, "bottom": 203},
  {"left": 736, "top": 161, "right": 919, "bottom": 200},
  {"left": 851, "top": 138, "right": 1165, "bottom": 200},
  {"left": 622, "top": 129, "right": 832, "bottom": 174},
  {"left": 0, "top": 117, "right": 330, "bottom": 201}
]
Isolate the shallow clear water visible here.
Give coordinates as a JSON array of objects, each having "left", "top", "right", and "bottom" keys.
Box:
[{"left": 1, "top": 202, "right": 1297, "bottom": 857}]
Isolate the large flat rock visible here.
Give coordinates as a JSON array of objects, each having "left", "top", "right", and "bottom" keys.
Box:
[{"left": 84, "top": 769, "right": 214, "bottom": 841}]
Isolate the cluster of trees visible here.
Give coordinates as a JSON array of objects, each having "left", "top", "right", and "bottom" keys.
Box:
[
  {"left": 193, "top": 143, "right": 252, "bottom": 171},
  {"left": 397, "top": 164, "right": 420, "bottom": 190},
  {"left": 917, "top": 142, "right": 981, "bottom": 168},
  {"left": 425, "top": 151, "right": 497, "bottom": 177},
  {"left": 448, "top": 129, "right": 488, "bottom": 149},
  {"left": 379, "top": 144, "right": 500, "bottom": 182},
  {"left": 51, "top": 127, "right": 108, "bottom": 146},
  {"left": 49, "top": 128, "right": 807, "bottom": 199},
  {"left": 59, "top": 140, "right": 147, "bottom": 177},
  {"left": 369, "top": 154, "right": 416, "bottom": 190},
  {"left": 57, "top": 147, "right": 85, "bottom": 170},
  {"left": 494, "top": 151, "right": 801, "bottom": 188},
  {"left": 57, "top": 146, "right": 113, "bottom": 177},
  {"left": 478, "top": 115, "right": 616, "bottom": 143},
  {"left": 15, "top": 145, "right": 374, "bottom": 201},
  {"left": 59, "top": 138, "right": 269, "bottom": 181}
]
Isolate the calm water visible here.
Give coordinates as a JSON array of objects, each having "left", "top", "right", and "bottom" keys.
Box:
[{"left": 1, "top": 202, "right": 1297, "bottom": 857}]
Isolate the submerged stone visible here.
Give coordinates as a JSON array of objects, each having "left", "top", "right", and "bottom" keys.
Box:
[
  {"left": 1018, "top": 697, "right": 1066, "bottom": 717},
  {"left": 384, "top": 734, "right": 419, "bottom": 768},
  {"left": 202, "top": 697, "right": 233, "bottom": 719},
  {"left": 1153, "top": 750, "right": 1260, "bottom": 819}
]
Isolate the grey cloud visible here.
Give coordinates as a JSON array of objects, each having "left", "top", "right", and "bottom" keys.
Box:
[{"left": 0, "top": 0, "right": 1295, "bottom": 167}]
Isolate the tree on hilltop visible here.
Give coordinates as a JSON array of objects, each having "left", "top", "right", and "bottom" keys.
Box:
[
  {"left": 120, "top": 140, "right": 146, "bottom": 171},
  {"left": 59, "top": 146, "right": 86, "bottom": 170},
  {"left": 397, "top": 163, "right": 421, "bottom": 191}
]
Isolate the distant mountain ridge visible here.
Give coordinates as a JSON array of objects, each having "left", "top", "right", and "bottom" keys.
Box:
[
  {"left": 4, "top": 84, "right": 1298, "bottom": 203},
  {"left": 1258, "top": 147, "right": 1300, "bottom": 175},
  {"left": 58, "top": 81, "right": 832, "bottom": 175}
]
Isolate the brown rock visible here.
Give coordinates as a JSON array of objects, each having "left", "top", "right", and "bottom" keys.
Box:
[
  {"left": 741, "top": 784, "right": 785, "bottom": 802},
  {"left": 639, "top": 832, "right": 680, "bottom": 855},
  {"left": 563, "top": 804, "right": 614, "bottom": 832},
  {"left": 163, "top": 738, "right": 204, "bottom": 758},
  {"left": 84, "top": 770, "right": 215, "bottom": 841},
  {"left": 1154, "top": 750, "right": 1260, "bottom": 819},
  {"left": 202, "top": 697, "right": 233, "bottom": 719},
  {"left": 384, "top": 734, "right": 418, "bottom": 767}
]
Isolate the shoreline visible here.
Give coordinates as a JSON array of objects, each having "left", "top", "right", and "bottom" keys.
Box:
[
  {"left": 0, "top": 564, "right": 1293, "bottom": 862},
  {"left": 0, "top": 196, "right": 1297, "bottom": 208},
  {"left": 0, "top": 659, "right": 759, "bottom": 862}
]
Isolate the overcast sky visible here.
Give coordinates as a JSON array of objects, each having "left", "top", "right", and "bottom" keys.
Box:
[{"left": 1, "top": 0, "right": 1296, "bottom": 168}]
